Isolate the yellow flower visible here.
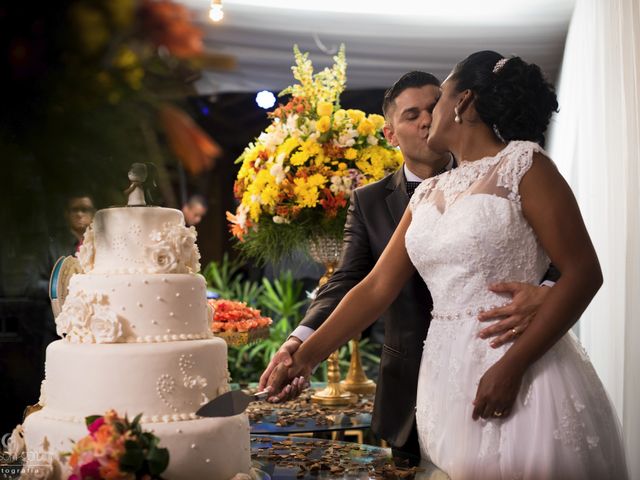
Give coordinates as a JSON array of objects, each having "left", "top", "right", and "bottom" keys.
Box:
[
  {"left": 277, "top": 137, "right": 300, "bottom": 157},
  {"left": 334, "top": 109, "right": 347, "bottom": 124},
  {"left": 338, "top": 162, "right": 347, "bottom": 170},
  {"left": 316, "top": 101, "right": 333, "bottom": 117},
  {"left": 347, "top": 109, "right": 365, "bottom": 124},
  {"left": 113, "top": 47, "right": 138, "bottom": 69},
  {"left": 344, "top": 148, "right": 357, "bottom": 160},
  {"left": 368, "top": 114, "right": 385, "bottom": 130},
  {"left": 290, "top": 150, "right": 309, "bottom": 166},
  {"left": 316, "top": 116, "right": 331, "bottom": 133},
  {"left": 357, "top": 119, "right": 376, "bottom": 137}
]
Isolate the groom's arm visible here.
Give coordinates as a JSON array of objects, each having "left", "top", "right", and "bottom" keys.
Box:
[{"left": 292, "top": 188, "right": 375, "bottom": 338}]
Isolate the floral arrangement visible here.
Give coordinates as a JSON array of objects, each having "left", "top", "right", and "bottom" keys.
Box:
[
  {"left": 227, "top": 46, "right": 404, "bottom": 263},
  {"left": 209, "top": 299, "right": 272, "bottom": 333},
  {"left": 65, "top": 410, "right": 169, "bottom": 480}
]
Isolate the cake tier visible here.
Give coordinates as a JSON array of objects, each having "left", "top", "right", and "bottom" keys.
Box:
[
  {"left": 80, "top": 206, "right": 200, "bottom": 275},
  {"left": 23, "top": 409, "right": 251, "bottom": 480},
  {"left": 57, "top": 273, "right": 211, "bottom": 343},
  {"left": 42, "top": 339, "right": 230, "bottom": 420}
]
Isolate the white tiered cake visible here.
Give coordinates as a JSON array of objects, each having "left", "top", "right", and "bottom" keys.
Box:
[{"left": 21, "top": 206, "right": 252, "bottom": 479}]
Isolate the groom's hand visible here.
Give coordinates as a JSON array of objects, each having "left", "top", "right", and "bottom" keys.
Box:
[
  {"left": 477, "top": 283, "right": 551, "bottom": 348},
  {"left": 258, "top": 337, "right": 302, "bottom": 391}
]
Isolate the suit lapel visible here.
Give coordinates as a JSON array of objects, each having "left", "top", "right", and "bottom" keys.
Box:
[{"left": 385, "top": 169, "right": 408, "bottom": 225}]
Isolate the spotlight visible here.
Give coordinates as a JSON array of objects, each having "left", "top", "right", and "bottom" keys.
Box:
[
  {"left": 209, "top": 0, "right": 224, "bottom": 22},
  {"left": 256, "top": 90, "right": 276, "bottom": 109}
]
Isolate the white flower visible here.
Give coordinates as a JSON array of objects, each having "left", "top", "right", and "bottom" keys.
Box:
[
  {"left": 272, "top": 215, "right": 289, "bottom": 224},
  {"left": 90, "top": 305, "right": 122, "bottom": 343},
  {"left": 270, "top": 163, "right": 286, "bottom": 184},
  {"left": 55, "top": 294, "right": 92, "bottom": 337},
  {"left": 337, "top": 128, "right": 357, "bottom": 147},
  {"left": 75, "top": 226, "right": 95, "bottom": 273},
  {"left": 5, "top": 425, "right": 25, "bottom": 460},
  {"left": 367, "top": 135, "right": 379, "bottom": 145},
  {"left": 285, "top": 114, "right": 299, "bottom": 133},
  {"left": 145, "top": 241, "right": 178, "bottom": 273}
]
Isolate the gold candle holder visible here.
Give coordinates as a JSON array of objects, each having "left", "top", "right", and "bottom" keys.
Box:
[
  {"left": 341, "top": 335, "right": 376, "bottom": 395},
  {"left": 311, "top": 351, "right": 357, "bottom": 406},
  {"left": 307, "top": 236, "right": 356, "bottom": 406}
]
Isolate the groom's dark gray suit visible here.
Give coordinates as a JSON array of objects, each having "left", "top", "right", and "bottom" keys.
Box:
[{"left": 300, "top": 167, "right": 430, "bottom": 451}]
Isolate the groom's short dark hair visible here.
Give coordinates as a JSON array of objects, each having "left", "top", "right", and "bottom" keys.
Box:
[{"left": 382, "top": 71, "right": 441, "bottom": 119}]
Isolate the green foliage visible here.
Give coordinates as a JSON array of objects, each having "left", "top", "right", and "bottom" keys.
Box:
[
  {"left": 232, "top": 210, "right": 347, "bottom": 266},
  {"left": 203, "top": 256, "right": 381, "bottom": 384}
]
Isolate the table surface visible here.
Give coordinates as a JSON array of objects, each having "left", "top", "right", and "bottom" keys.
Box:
[
  {"left": 239, "top": 383, "right": 374, "bottom": 435},
  {"left": 250, "top": 435, "right": 450, "bottom": 480}
]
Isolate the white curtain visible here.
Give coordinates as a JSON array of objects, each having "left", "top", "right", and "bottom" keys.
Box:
[{"left": 547, "top": 0, "right": 640, "bottom": 477}]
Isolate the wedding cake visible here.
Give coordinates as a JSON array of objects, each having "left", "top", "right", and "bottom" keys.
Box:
[{"left": 17, "top": 199, "right": 252, "bottom": 479}]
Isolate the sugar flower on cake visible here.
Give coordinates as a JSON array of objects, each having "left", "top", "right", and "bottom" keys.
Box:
[
  {"left": 6, "top": 424, "right": 26, "bottom": 461},
  {"left": 56, "top": 292, "right": 123, "bottom": 344},
  {"left": 76, "top": 225, "right": 96, "bottom": 273},
  {"left": 65, "top": 410, "right": 169, "bottom": 480},
  {"left": 55, "top": 293, "right": 93, "bottom": 338},
  {"left": 228, "top": 45, "right": 403, "bottom": 263},
  {"left": 90, "top": 304, "right": 124, "bottom": 343},
  {"left": 146, "top": 222, "right": 200, "bottom": 273}
]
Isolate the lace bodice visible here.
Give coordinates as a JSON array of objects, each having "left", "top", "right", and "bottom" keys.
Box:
[{"left": 405, "top": 141, "right": 550, "bottom": 313}]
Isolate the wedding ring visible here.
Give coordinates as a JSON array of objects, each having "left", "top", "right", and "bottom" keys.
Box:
[
  {"left": 493, "top": 410, "right": 503, "bottom": 417},
  {"left": 511, "top": 327, "right": 518, "bottom": 336}
]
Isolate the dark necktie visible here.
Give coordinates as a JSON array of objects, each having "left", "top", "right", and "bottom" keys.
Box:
[{"left": 406, "top": 181, "right": 422, "bottom": 198}]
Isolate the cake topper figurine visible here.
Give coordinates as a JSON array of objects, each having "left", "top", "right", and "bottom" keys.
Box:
[{"left": 125, "top": 163, "right": 147, "bottom": 206}]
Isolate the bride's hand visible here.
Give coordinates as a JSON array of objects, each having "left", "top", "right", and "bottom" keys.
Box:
[{"left": 472, "top": 359, "right": 524, "bottom": 420}]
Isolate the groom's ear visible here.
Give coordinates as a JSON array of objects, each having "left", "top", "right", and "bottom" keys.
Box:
[
  {"left": 383, "top": 122, "right": 398, "bottom": 147},
  {"left": 456, "top": 89, "right": 475, "bottom": 116}
]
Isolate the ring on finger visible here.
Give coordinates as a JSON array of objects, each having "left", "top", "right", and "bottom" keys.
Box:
[
  {"left": 493, "top": 410, "right": 503, "bottom": 417},
  {"left": 511, "top": 327, "right": 519, "bottom": 336}
]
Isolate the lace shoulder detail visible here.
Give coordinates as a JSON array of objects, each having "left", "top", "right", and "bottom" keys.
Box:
[
  {"left": 496, "top": 140, "right": 548, "bottom": 203},
  {"left": 409, "top": 176, "right": 439, "bottom": 212}
]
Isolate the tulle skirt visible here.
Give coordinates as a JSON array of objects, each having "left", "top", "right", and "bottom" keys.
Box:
[{"left": 416, "top": 315, "right": 628, "bottom": 480}]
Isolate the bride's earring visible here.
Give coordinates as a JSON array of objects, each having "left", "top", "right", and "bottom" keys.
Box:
[{"left": 454, "top": 107, "right": 462, "bottom": 124}]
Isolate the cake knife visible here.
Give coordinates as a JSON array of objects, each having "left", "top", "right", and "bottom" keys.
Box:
[{"left": 196, "top": 389, "right": 270, "bottom": 418}]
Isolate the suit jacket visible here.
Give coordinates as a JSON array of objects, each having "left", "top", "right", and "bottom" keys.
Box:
[
  {"left": 301, "top": 168, "right": 429, "bottom": 447},
  {"left": 300, "top": 167, "right": 562, "bottom": 448}
]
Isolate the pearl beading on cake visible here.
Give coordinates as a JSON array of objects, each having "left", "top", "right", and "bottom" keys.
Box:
[
  {"left": 131, "top": 332, "right": 214, "bottom": 343},
  {"left": 41, "top": 409, "right": 200, "bottom": 424}
]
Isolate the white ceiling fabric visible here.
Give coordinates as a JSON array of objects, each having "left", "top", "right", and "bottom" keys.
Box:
[{"left": 180, "top": 0, "right": 575, "bottom": 94}]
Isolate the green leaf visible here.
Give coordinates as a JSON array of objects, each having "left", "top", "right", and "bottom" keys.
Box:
[
  {"left": 147, "top": 446, "right": 170, "bottom": 475},
  {"left": 84, "top": 415, "right": 101, "bottom": 428},
  {"left": 120, "top": 442, "right": 144, "bottom": 472}
]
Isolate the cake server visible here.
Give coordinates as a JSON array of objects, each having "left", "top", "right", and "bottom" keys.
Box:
[{"left": 196, "top": 389, "right": 270, "bottom": 418}]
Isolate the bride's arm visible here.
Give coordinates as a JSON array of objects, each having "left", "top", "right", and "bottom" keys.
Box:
[
  {"left": 472, "top": 152, "right": 602, "bottom": 419},
  {"left": 266, "top": 207, "right": 417, "bottom": 396}
]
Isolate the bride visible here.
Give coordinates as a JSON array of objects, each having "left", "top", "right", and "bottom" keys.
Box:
[{"left": 265, "top": 51, "right": 628, "bottom": 479}]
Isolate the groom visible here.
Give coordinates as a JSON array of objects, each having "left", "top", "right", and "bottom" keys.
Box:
[{"left": 259, "top": 71, "right": 559, "bottom": 461}]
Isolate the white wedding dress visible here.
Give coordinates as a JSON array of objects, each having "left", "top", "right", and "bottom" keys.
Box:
[{"left": 405, "top": 141, "right": 628, "bottom": 480}]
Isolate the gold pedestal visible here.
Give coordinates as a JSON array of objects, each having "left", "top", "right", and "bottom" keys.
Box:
[
  {"left": 311, "top": 351, "right": 357, "bottom": 406},
  {"left": 307, "top": 235, "right": 356, "bottom": 406},
  {"left": 341, "top": 336, "right": 376, "bottom": 395}
]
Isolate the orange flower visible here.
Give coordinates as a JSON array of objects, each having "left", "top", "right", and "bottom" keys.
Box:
[{"left": 159, "top": 104, "right": 222, "bottom": 176}]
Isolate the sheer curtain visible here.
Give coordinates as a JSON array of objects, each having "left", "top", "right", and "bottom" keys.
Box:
[{"left": 547, "top": 0, "right": 640, "bottom": 477}]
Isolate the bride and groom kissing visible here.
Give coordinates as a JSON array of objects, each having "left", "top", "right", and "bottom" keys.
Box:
[{"left": 259, "top": 51, "right": 628, "bottom": 479}]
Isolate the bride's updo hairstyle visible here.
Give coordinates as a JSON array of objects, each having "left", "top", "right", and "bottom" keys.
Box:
[{"left": 451, "top": 50, "right": 558, "bottom": 146}]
